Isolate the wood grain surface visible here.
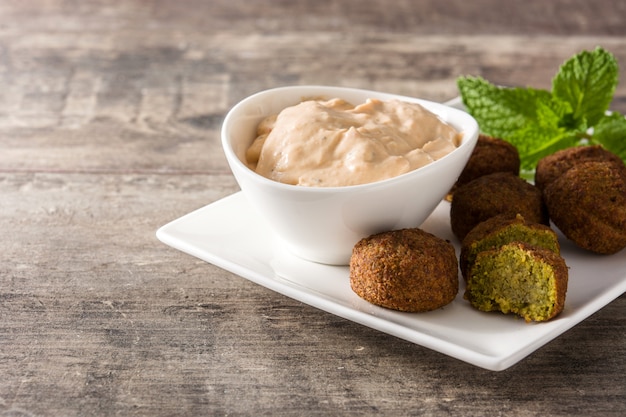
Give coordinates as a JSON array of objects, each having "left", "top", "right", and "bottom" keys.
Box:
[{"left": 1, "top": 1, "right": 625, "bottom": 416}]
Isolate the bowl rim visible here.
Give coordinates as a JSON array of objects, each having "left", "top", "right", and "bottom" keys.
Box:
[{"left": 221, "top": 85, "right": 479, "bottom": 193}]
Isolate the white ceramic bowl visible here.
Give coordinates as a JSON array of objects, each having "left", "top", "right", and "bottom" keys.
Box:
[{"left": 221, "top": 86, "right": 479, "bottom": 265}]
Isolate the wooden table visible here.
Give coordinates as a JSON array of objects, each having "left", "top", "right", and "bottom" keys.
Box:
[{"left": 2, "top": 1, "right": 625, "bottom": 415}]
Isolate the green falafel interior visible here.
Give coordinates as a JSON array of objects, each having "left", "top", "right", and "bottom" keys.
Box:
[
  {"left": 465, "top": 242, "right": 568, "bottom": 322},
  {"left": 460, "top": 214, "right": 561, "bottom": 279}
]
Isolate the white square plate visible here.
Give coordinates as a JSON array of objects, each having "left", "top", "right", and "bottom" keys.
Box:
[{"left": 157, "top": 189, "right": 626, "bottom": 371}]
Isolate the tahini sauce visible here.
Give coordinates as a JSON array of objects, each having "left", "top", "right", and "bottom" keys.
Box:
[{"left": 246, "top": 98, "right": 461, "bottom": 187}]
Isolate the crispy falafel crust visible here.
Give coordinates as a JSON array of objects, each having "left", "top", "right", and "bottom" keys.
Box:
[
  {"left": 535, "top": 145, "right": 626, "bottom": 192},
  {"left": 450, "top": 172, "right": 548, "bottom": 241},
  {"left": 447, "top": 135, "right": 520, "bottom": 201},
  {"left": 349, "top": 228, "right": 458, "bottom": 312},
  {"left": 544, "top": 161, "right": 626, "bottom": 254},
  {"left": 455, "top": 134, "right": 520, "bottom": 188}
]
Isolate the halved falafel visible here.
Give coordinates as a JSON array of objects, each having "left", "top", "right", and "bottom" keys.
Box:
[
  {"left": 464, "top": 241, "right": 568, "bottom": 322},
  {"left": 459, "top": 214, "right": 560, "bottom": 280}
]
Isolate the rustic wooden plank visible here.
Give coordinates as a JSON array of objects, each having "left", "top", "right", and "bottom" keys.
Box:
[
  {"left": 1, "top": 33, "right": 625, "bottom": 174},
  {"left": 0, "top": 0, "right": 624, "bottom": 36}
]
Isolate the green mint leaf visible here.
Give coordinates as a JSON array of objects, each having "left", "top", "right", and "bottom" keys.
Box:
[
  {"left": 457, "top": 47, "right": 625, "bottom": 172},
  {"left": 457, "top": 76, "right": 552, "bottom": 139},
  {"left": 593, "top": 112, "right": 626, "bottom": 160},
  {"left": 507, "top": 122, "right": 580, "bottom": 172},
  {"left": 535, "top": 96, "right": 577, "bottom": 128},
  {"left": 552, "top": 47, "right": 618, "bottom": 127},
  {"left": 508, "top": 98, "right": 581, "bottom": 171},
  {"left": 457, "top": 76, "right": 576, "bottom": 169}
]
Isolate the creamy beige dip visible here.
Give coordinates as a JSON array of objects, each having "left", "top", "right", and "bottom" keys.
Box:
[{"left": 246, "top": 98, "right": 461, "bottom": 187}]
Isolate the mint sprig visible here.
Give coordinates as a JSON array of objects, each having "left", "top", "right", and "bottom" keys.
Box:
[
  {"left": 457, "top": 47, "right": 626, "bottom": 175},
  {"left": 552, "top": 46, "right": 618, "bottom": 127}
]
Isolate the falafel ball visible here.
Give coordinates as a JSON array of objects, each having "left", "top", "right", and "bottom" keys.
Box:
[
  {"left": 543, "top": 161, "right": 626, "bottom": 254},
  {"left": 454, "top": 134, "right": 520, "bottom": 189},
  {"left": 450, "top": 172, "right": 548, "bottom": 241},
  {"left": 535, "top": 145, "right": 626, "bottom": 192},
  {"left": 350, "top": 228, "right": 458, "bottom": 312}
]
